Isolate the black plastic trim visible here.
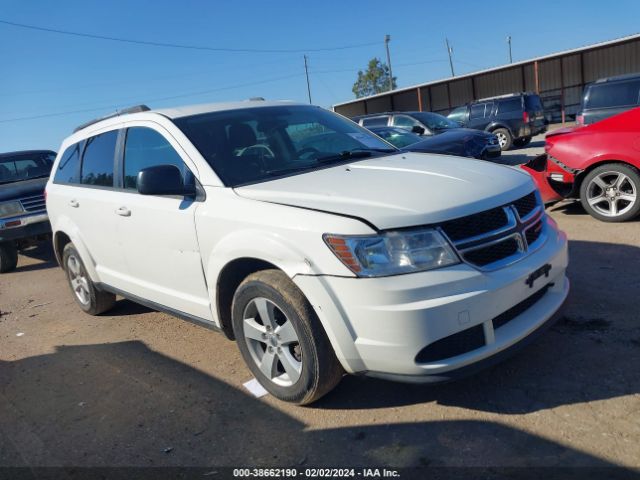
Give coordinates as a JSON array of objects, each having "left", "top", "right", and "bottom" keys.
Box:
[{"left": 96, "top": 283, "right": 222, "bottom": 334}]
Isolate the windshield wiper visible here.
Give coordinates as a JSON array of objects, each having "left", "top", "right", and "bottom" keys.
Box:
[{"left": 316, "top": 148, "right": 395, "bottom": 164}]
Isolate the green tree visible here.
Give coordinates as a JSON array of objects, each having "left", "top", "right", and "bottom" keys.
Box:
[{"left": 352, "top": 58, "right": 397, "bottom": 98}]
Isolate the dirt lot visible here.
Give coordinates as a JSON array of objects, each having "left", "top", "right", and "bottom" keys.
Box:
[{"left": 1, "top": 202, "right": 639, "bottom": 472}]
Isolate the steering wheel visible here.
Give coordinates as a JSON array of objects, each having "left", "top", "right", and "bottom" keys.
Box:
[
  {"left": 239, "top": 145, "right": 275, "bottom": 171},
  {"left": 296, "top": 147, "right": 320, "bottom": 160}
]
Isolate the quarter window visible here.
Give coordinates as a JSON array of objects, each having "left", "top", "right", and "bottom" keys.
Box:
[
  {"left": 54, "top": 143, "right": 82, "bottom": 184},
  {"left": 81, "top": 131, "right": 118, "bottom": 187},
  {"left": 123, "top": 127, "right": 189, "bottom": 190},
  {"left": 361, "top": 116, "right": 389, "bottom": 127},
  {"left": 498, "top": 98, "right": 522, "bottom": 113}
]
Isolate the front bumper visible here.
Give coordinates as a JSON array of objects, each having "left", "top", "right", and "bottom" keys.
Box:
[
  {"left": 294, "top": 215, "right": 568, "bottom": 380},
  {"left": 480, "top": 144, "right": 502, "bottom": 159},
  {"left": 0, "top": 212, "right": 51, "bottom": 242}
]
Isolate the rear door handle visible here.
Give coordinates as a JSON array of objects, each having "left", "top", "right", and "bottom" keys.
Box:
[
  {"left": 115, "top": 206, "right": 131, "bottom": 217},
  {"left": 69, "top": 199, "right": 79, "bottom": 208}
]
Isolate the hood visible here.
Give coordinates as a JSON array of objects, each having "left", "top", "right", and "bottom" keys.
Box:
[
  {"left": 0, "top": 177, "right": 48, "bottom": 202},
  {"left": 235, "top": 152, "right": 534, "bottom": 230},
  {"left": 436, "top": 127, "right": 494, "bottom": 139}
]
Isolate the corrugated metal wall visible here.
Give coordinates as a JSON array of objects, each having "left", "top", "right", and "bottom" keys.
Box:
[{"left": 334, "top": 37, "right": 640, "bottom": 123}]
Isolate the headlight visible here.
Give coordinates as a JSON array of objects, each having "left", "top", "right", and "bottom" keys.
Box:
[
  {"left": 0, "top": 201, "right": 24, "bottom": 219},
  {"left": 324, "top": 228, "right": 459, "bottom": 277}
]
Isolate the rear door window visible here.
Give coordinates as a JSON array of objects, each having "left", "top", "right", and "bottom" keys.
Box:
[
  {"left": 81, "top": 131, "right": 118, "bottom": 187},
  {"left": 54, "top": 143, "right": 82, "bottom": 184},
  {"left": 123, "top": 127, "right": 190, "bottom": 190},
  {"left": 392, "top": 115, "right": 422, "bottom": 128},
  {"left": 586, "top": 81, "right": 640, "bottom": 109},
  {"left": 470, "top": 103, "right": 487, "bottom": 119}
]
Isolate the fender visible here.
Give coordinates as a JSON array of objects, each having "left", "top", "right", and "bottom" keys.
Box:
[
  {"left": 485, "top": 122, "right": 514, "bottom": 137},
  {"left": 203, "top": 229, "right": 315, "bottom": 326},
  {"left": 51, "top": 216, "right": 100, "bottom": 283}
]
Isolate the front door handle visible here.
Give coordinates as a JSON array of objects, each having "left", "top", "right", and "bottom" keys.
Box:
[
  {"left": 69, "top": 199, "right": 79, "bottom": 208},
  {"left": 115, "top": 206, "right": 131, "bottom": 217}
]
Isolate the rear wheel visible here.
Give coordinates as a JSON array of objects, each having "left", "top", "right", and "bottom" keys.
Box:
[
  {"left": 0, "top": 242, "right": 18, "bottom": 273},
  {"left": 231, "top": 269, "right": 343, "bottom": 405},
  {"left": 493, "top": 128, "right": 513, "bottom": 151},
  {"left": 513, "top": 136, "right": 532, "bottom": 148},
  {"left": 62, "top": 243, "right": 115, "bottom": 314},
  {"left": 580, "top": 164, "right": 640, "bottom": 222}
]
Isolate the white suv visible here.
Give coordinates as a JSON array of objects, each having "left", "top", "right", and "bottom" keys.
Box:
[{"left": 46, "top": 101, "right": 569, "bottom": 404}]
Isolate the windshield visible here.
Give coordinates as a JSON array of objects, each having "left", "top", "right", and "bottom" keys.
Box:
[
  {"left": 174, "top": 105, "right": 396, "bottom": 186},
  {"left": 0, "top": 152, "right": 55, "bottom": 185},
  {"left": 411, "top": 112, "right": 460, "bottom": 130},
  {"left": 370, "top": 127, "right": 422, "bottom": 148}
]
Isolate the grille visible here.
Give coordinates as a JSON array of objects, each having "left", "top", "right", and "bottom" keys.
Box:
[
  {"left": 513, "top": 192, "right": 537, "bottom": 219},
  {"left": 415, "top": 324, "right": 485, "bottom": 363},
  {"left": 440, "top": 207, "right": 508, "bottom": 242},
  {"left": 492, "top": 283, "right": 551, "bottom": 330},
  {"left": 20, "top": 194, "right": 46, "bottom": 213},
  {"left": 525, "top": 220, "right": 543, "bottom": 246},
  {"left": 463, "top": 238, "right": 520, "bottom": 267},
  {"left": 438, "top": 191, "right": 543, "bottom": 269}
]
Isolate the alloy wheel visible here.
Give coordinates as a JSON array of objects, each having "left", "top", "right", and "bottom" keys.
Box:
[
  {"left": 496, "top": 132, "right": 508, "bottom": 148},
  {"left": 67, "top": 254, "right": 90, "bottom": 305},
  {"left": 586, "top": 171, "right": 637, "bottom": 218},
  {"left": 242, "top": 297, "right": 303, "bottom": 387}
]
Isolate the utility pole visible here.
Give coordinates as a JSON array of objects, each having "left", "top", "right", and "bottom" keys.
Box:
[
  {"left": 303, "top": 55, "right": 312, "bottom": 104},
  {"left": 445, "top": 38, "right": 455, "bottom": 77},
  {"left": 507, "top": 35, "right": 513, "bottom": 63},
  {"left": 384, "top": 34, "right": 393, "bottom": 92}
]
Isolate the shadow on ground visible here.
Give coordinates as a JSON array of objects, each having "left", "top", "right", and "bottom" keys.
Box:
[
  {"left": 14, "top": 243, "right": 57, "bottom": 273},
  {"left": 0, "top": 340, "right": 633, "bottom": 473},
  {"left": 318, "top": 240, "right": 640, "bottom": 411}
]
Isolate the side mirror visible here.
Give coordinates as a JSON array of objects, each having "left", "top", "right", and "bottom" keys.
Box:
[
  {"left": 137, "top": 164, "right": 195, "bottom": 196},
  {"left": 411, "top": 125, "right": 425, "bottom": 135}
]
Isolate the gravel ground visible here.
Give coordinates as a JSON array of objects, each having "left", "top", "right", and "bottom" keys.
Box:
[{"left": 1, "top": 201, "right": 639, "bottom": 472}]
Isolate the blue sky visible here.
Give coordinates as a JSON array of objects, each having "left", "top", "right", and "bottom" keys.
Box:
[{"left": 1, "top": 0, "right": 639, "bottom": 152}]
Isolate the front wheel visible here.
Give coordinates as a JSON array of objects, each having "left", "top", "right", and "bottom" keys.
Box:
[
  {"left": 493, "top": 128, "right": 513, "bottom": 151},
  {"left": 580, "top": 164, "right": 640, "bottom": 222},
  {"left": 231, "top": 269, "right": 343, "bottom": 405},
  {"left": 0, "top": 242, "right": 18, "bottom": 273}
]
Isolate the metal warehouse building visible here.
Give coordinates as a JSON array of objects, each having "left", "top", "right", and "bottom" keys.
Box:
[{"left": 333, "top": 33, "right": 640, "bottom": 123}]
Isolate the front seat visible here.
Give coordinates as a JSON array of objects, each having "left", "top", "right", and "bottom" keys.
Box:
[{"left": 228, "top": 124, "right": 257, "bottom": 154}]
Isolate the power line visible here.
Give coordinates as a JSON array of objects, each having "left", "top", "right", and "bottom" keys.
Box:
[
  {"left": 0, "top": 19, "right": 380, "bottom": 54},
  {"left": 0, "top": 72, "right": 305, "bottom": 123}
]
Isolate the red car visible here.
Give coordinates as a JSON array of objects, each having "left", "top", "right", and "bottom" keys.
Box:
[{"left": 522, "top": 107, "right": 640, "bottom": 222}]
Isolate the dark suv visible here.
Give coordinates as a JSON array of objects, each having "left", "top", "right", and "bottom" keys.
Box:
[
  {"left": 0, "top": 150, "right": 56, "bottom": 272},
  {"left": 576, "top": 73, "right": 640, "bottom": 126},
  {"left": 447, "top": 93, "right": 547, "bottom": 150}
]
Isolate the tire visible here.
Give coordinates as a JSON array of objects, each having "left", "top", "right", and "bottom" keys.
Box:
[
  {"left": 513, "top": 136, "right": 532, "bottom": 148},
  {"left": 579, "top": 164, "right": 640, "bottom": 222},
  {"left": 0, "top": 242, "right": 18, "bottom": 273},
  {"left": 493, "top": 128, "right": 513, "bottom": 151},
  {"left": 62, "top": 243, "right": 115, "bottom": 315},
  {"left": 231, "top": 269, "right": 343, "bottom": 405}
]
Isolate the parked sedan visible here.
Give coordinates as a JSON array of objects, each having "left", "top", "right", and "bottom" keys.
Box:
[
  {"left": 368, "top": 126, "right": 501, "bottom": 160},
  {"left": 521, "top": 107, "right": 640, "bottom": 222}
]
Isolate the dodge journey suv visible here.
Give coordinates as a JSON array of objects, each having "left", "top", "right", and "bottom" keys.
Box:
[{"left": 47, "top": 101, "right": 569, "bottom": 404}]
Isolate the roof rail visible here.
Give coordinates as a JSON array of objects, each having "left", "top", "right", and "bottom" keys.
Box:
[
  {"left": 248, "top": 97, "right": 265, "bottom": 101},
  {"left": 73, "top": 105, "right": 151, "bottom": 133},
  {"left": 475, "top": 92, "right": 529, "bottom": 102}
]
